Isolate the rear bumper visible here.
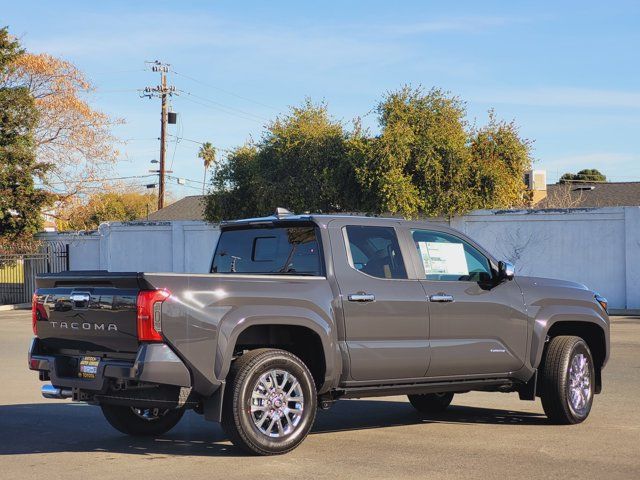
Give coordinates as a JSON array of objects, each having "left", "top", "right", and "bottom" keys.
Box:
[{"left": 28, "top": 337, "right": 192, "bottom": 392}]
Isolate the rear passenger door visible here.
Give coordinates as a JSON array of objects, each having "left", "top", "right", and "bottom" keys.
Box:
[{"left": 329, "top": 221, "right": 429, "bottom": 382}]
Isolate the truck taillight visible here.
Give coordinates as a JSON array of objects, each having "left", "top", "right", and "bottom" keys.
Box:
[
  {"left": 137, "top": 289, "right": 170, "bottom": 342},
  {"left": 32, "top": 293, "right": 38, "bottom": 336}
]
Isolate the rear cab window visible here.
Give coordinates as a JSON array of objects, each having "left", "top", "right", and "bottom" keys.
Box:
[{"left": 211, "top": 223, "right": 324, "bottom": 276}]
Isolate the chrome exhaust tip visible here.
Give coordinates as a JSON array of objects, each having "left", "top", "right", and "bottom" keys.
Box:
[{"left": 41, "top": 384, "right": 73, "bottom": 399}]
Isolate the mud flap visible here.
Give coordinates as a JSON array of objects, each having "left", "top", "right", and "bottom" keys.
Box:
[
  {"left": 203, "top": 381, "right": 226, "bottom": 422},
  {"left": 518, "top": 370, "right": 537, "bottom": 401}
]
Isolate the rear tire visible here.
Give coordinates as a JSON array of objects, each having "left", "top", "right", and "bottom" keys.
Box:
[
  {"left": 100, "top": 404, "right": 185, "bottom": 436},
  {"left": 540, "top": 335, "right": 594, "bottom": 424},
  {"left": 408, "top": 392, "right": 454, "bottom": 413},
  {"left": 221, "top": 348, "right": 317, "bottom": 455}
]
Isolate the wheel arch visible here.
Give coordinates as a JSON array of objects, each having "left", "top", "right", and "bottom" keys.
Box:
[
  {"left": 529, "top": 304, "right": 609, "bottom": 368},
  {"left": 216, "top": 315, "right": 338, "bottom": 394},
  {"left": 233, "top": 324, "right": 327, "bottom": 389},
  {"left": 535, "top": 319, "right": 608, "bottom": 394},
  {"left": 546, "top": 321, "right": 606, "bottom": 393}
]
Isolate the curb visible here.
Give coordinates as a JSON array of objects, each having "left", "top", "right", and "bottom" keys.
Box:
[
  {"left": 609, "top": 309, "right": 640, "bottom": 316},
  {"left": 0, "top": 303, "right": 31, "bottom": 311}
]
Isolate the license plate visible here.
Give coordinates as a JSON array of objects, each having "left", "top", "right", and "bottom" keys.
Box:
[{"left": 78, "top": 356, "right": 100, "bottom": 379}]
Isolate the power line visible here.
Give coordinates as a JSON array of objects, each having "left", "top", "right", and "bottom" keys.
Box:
[
  {"left": 177, "top": 92, "right": 266, "bottom": 124},
  {"left": 167, "top": 133, "right": 203, "bottom": 145},
  {"left": 167, "top": 174, "right": 207, "bottom": 186},
  {"left": 171, "top": 69, "right": 278, "bottom": 111},
  {"left": 48, "top": 182, "right": 159, "bottom": 194},
  {"left": 121, "top": 137, "right": 160, "bottom": 142},
  {"left": 171, "top": 181, "right": 203, "bottom": 192},
  {"left": 166, "top": 133, "right": 235, "bottom": 153},
  {"left": 44, "top": 174, "right": 157, "bottom": 186},
  {"left": 178, "top": 89, "right": 269, "bottom": 122}
]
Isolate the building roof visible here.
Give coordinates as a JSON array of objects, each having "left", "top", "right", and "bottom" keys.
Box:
[
  {"left": 146, "top": 195, "right": 207, "bottom": 221},
  {"left": 536, "top": 182, "right": 640, "bottom": 209}
]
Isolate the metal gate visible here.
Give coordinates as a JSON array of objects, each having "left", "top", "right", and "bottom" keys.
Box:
[{"left": 0, "top": 242, "right": 69, "bottom": 305}]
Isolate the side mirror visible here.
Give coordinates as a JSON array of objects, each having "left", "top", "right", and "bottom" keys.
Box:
[{"left": 498, "top": 261, "right": 515, "bottom": 280}]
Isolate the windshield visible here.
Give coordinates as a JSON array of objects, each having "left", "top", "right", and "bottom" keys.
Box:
[{"left": 211, "top": 224, "right": 323, "bottom": 276}]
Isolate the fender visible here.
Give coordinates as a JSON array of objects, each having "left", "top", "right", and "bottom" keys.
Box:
[
  {"left": 529, "top": 303, "right": 609, "bottom": 369},
  {"left": 215, "top": 303, "right": 340, "bottom": 392}
]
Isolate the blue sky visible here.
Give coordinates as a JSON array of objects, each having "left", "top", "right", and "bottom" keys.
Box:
[{"left": 5, "top": 0, "right": 640, "bottom": 198}]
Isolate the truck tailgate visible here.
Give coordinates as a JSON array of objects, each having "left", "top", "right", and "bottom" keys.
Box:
[{"left": 34, "top": 271, "right": 152, "bottom": 354}]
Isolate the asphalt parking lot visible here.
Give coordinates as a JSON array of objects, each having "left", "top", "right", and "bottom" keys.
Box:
[{"left": 1, "top": 310, "right": 639, "bottom": 480}]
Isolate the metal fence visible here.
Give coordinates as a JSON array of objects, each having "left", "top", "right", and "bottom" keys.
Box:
[{"left": 0, "top": 242, "right": 69, "bottom": 305}]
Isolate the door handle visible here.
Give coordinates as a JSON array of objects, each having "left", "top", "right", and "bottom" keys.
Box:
[
  {"left": 348, "top": 293, "right": 375, "bottom": 302},
  {"left": 429, "top": 293, "right": 454, "bottom": 303}
]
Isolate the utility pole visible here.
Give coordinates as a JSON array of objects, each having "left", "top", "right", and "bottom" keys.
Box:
[
  {"left": 159, "top": 70, "right": 167, "bottom": 210},
  {"left": 141, "top": 61, "right": 176, "bottom": 210}
]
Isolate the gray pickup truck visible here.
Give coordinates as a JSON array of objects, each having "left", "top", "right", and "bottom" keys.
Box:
[{"left": 29, "top": 210, "right": 610, "bottom": 455}]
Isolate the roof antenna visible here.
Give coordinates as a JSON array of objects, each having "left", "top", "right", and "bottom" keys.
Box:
[{"left": 275, "top": 207, "right": 293, "bottom": 219}]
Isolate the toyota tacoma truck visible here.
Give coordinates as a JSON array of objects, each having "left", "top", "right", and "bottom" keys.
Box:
[{"left": 29, "top": 209, "right": 610, "bottom": 455}]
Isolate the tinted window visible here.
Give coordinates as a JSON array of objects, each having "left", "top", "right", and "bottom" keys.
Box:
[
  {"left": 252, "top": 236, "right": 278, "bottom": 262},
  {"left": 212, "top": 225, "right": 322, "bottom": 275},
  {"left": 345, "top": 226, "right": 407, "bottom": 279},
  {"left": 412, "top": 229, "right": 492, "bottom": 282}
]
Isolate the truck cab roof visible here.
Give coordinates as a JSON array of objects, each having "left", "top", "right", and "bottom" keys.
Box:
[{"left": 219, "top": 208, "right": 445, "bottom": 230}]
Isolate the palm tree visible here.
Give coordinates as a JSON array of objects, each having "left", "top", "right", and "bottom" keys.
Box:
[{"left": 198, "top": 142, "right": 217, "bottom": 195}]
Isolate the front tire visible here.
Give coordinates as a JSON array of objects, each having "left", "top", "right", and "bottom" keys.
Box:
[
  {"left": 100, "top": 404, "right": 185, "bottom": 436},
  {"left": 221, "top": 348, "right": 317, "bottom": 455},
  {"left": 408, "top": 392, "right": 454, "bottom": 413},
  {"left": 540, "top": 336, "right": 595, "bottom": 424}
]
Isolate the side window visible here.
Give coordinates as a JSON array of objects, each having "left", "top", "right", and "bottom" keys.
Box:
[
  {"left": 412, "top": 229, "right": 492, "bottom": 283},
  {"left": 344, "top": 226, "right": 407, "bottom": 279}
]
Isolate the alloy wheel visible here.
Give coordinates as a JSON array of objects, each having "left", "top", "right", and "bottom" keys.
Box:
[
  {"left": 567, "top": 352, "right": 592, "bottom": 417},
  {"left": 250, "top": 369, "right": 304, "bottom": 438}
]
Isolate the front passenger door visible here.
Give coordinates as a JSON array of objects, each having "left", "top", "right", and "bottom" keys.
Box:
[{"left": 409, "top": 229, "right": 529, "bottom": 377}]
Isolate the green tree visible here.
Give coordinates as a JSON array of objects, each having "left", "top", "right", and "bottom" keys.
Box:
[
  {"left": 0, "top": 27, "right": 52, "bottom": 238},
  {"left": 560, "top": 169, "right": 606, "bottom": 183},
  {"left": 470, "top": 111, "right": 533, "bottom": 209},
  {"left": 205, "top": 99, "right": 361, "bottom": 221},
  {"left": 205, "top": 144, "right": 262, "bottom": 220},
  {"left": 204, "top": 87, "right": 537, "bottom": 222},
  {"left": 198, "top": 142, "right": 217, "bottom": 195},
  {"left": 353, "top": 87, "right": 474, "bottom": 218}
]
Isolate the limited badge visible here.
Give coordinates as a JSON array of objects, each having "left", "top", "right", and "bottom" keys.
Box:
[{"left": 78, "top": 356, "right": 100, "bottom": 379}]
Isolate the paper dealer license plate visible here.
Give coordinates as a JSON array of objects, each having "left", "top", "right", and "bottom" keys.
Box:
[{"left": 78, "top": 356, "right": 100, "bottom": 379}]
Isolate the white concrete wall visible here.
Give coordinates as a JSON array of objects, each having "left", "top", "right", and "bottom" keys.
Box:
[
  {"left": 39, "top": 221, "right": 220, "bottom": 274},
  {"left": 452, "top": 207, "right": 636, "bottom": 310},
  {"left": 39, "top": 207, "right": 640, "bottom": 311}
]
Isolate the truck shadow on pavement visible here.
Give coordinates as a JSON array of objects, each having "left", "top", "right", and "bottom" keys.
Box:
[{"left": 0, "top": 399, "right": 547, "bottom": 457}]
